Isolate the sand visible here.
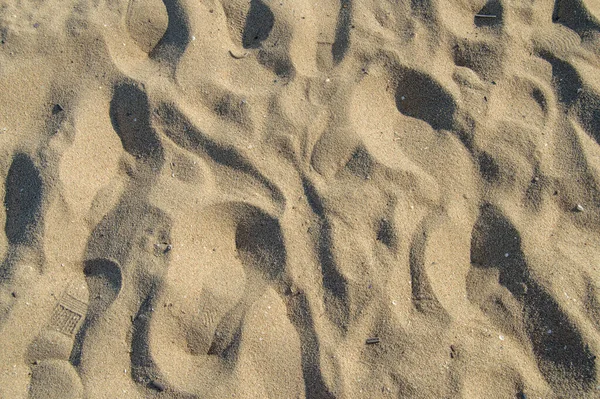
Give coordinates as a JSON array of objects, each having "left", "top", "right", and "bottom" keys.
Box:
[{"left": 0, "top": 0, "right": 600, "bottom": 397}]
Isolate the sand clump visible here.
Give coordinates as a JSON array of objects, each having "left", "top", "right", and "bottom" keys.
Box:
[{"left": 1, "top": 0, "right": 600, "bottom": 397}]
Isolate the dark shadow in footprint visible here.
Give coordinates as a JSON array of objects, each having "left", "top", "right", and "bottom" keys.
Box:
[
  {"left": 82, "top": 259, "right": 122, "bottom": 314},
  {"left": 70, "top": 258, "right": 122, "bottom": 366},
  {"left": 537, "top": 52, "right": 600, "bottom": 144},
  {"left": 395, "top": 67, "right": 456, "bottom": 131},
  {"left": 4, "top": 153, "right": 43, "bottom": 246},
  {"left": 470, "top": 204, "right": 596, "bottom": 392},
  {"left": 149, "top": 0, "right": 190, "bottom": 66},
  {"left": 478, "top": 151, "right": 500, "bottom": 183},
  {"left": 286, "top": 292, "right": 336, "bottom": 399},
  {"left": 256, "top": 50, "right": 294, "bottom": 79},
  {"left": 110, "top": 82, "right": 163, "bottom": 163},
  {"left": 239, "top": 0, "right": 293, "bottom": 79},
  {"left": 236, "top": 209, "right": 285, "bottom": 281},
  {"left": 302, "top": 177, "right": 349, "bottom": 330},
  {"left": 344, "top": 146, "right": 374, "bottom": 180},
  {"left": 207, "top": 299, "right": 245, "bottom": 362},
  {"left": 130, "top": 292, "right": 166, "bottom": 391},
  {"left": 376, "top": 218, "right": 396, "bottom": 249},
  {"left": 552, "top": 0, "right": 600, "bottom": 34},
  {"left": 206, "top": 206, "right": 287, "bottom": 363},
  {"left": 475, "top": 0, "right": 503, "bottom": 28},
  {"left": 234, "top": 204, "right": 335, "bottom": 398},
  {"left": 332, "top": 0, "right": 351, "bottom": 64},
  {"left": 242, "top": 0, "right": 274, "bottom": 49},
  {"left": 577, "top": 91, "right": 600, "bottom": 144},
  {"left": 538, "top": 52, "right": 582, "bottom": 106}
]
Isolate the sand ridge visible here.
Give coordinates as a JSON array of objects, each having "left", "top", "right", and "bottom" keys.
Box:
[{"left": 1, "top": 0, "right": 600, "bottom": 397}]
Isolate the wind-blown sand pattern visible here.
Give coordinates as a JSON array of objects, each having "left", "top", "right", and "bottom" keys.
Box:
[{"left": 1, "top": 0, "right": 600, "bottom": 397}]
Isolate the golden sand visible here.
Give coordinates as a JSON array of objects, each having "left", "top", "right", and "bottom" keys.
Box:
[{"left": 1, "top": 0, "right": 600, "bottom": 397}]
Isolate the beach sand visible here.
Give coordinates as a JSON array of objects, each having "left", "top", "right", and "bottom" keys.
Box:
[{"left": 1, "top": 0, "right": 600, "bottom": 397}]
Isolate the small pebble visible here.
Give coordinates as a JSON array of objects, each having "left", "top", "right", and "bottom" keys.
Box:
[
  {"left": 149, "top": 380, "right": 166, "bottom": 392},
  {"left": 576, "top": 204, "right": 584, "bottom": 212},
  {"left": 52, "top": 104, "right": 64, "bottom": 114}
]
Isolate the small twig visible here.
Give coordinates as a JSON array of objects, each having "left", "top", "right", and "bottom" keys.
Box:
[
  {"left": 475, "top": 14, "right": 497, "bottom": 18},
  {"left": 229, "top": 49, "right": 249, "bottom": 59}
]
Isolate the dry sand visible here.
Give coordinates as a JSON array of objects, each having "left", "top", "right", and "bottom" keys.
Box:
[{"left": 1, "top": 0, "right": 600, "bottom": 397}]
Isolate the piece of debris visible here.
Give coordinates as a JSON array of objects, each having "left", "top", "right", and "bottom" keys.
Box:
[
  {"left": 149, "top": 380, "right": 166, "bottom": 392},
  {"left": 229, "top": 49, "right": 249, "bottom": 59},
  {"left": 475, "top": 14, "right": 497, "bottom": 18},
  {"left": 575, "top": 204, "right": 584, "bottom": 212},
  {"left": 52, "top": 104, "right": 64, "bottom": 114},
  {"left": 153, "top": 243, "right": 172, "bottom": 255},
  {"left": 366, "top": 337, "right": 380, "bottom": 345}
]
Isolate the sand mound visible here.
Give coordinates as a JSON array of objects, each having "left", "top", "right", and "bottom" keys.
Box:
[{"left": 1, "top": 0, "right": 600, "bottom": 397}]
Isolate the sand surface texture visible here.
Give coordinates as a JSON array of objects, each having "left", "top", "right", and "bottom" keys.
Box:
[{"left": 1, "top": 0, "right": 600, "bottom": 397}]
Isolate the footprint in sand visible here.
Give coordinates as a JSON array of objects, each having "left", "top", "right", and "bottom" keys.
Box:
[
  {"left": 4, "top": 153, "right": 43, "bottom": 248},
  {"left": 69, "top": 258, "right": 122, "bottom": 370},
  {"left": 0, "top": 153, "right": 45, "bottom": 323},
  {"left": 467, "top": 204, "right": 596, "bottom": 396},
  {"left": 27, "top": 278, "right": 89, "bottom": 399},
  {"left": 126, "top": 0, "right": 169, "bottom": 54},
  {"left": 222, "top": 0, "right": 274, "bottom": 50},
  {"left": 146, "top": 203, "right": 307, "bottom": 397}
]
